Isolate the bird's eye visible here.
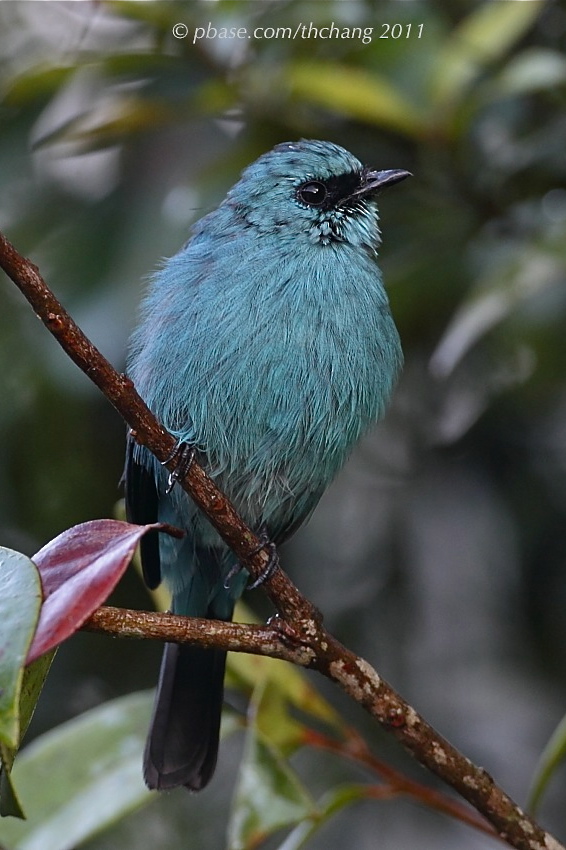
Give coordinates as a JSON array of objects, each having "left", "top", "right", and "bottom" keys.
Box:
[{"left": 297, "top": 181, "right": 328, "bottom": 207}]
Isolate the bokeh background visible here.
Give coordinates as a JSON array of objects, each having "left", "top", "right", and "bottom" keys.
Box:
[{"left": 1, "top": 1, "right": 566, "bottom": 848}]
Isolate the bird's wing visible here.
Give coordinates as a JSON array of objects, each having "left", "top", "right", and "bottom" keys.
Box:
[
  {"left": 124, "top": 433, "right": 162, "bottom": 589},
  {"left": 272, "top": 485, "right": 326, "bottom": 546}
]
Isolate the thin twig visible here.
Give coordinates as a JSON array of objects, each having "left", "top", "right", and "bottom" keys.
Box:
[
  {"left": 304, "top": 729, "right": 502, "bottom": 842},
  {"left": 1, "top": 230, "right": 563, "bottom": 850}
]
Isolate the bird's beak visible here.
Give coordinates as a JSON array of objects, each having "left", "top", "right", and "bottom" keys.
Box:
[{"left": 354, "top": 168, "right": 412, "bottom": 198}]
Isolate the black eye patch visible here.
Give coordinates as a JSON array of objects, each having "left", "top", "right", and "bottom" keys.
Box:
[{"left": 296, "top": 171, "right": 363, "bottom": 211}]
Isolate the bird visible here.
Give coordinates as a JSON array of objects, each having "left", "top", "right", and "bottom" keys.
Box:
[{"left": 124, "top": 139, "right": 410, "bottom": 792}]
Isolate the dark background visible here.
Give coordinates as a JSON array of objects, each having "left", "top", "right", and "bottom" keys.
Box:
[{"left": 1, "top": 1, "right": 565, "bottom": 848}]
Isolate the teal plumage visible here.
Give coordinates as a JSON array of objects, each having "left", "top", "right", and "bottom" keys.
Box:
[{"left": 125, "top": 139, "right": 408, "bottom": 791}]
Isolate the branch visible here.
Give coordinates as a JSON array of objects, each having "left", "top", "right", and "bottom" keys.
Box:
[
  {"left": 305, "top": 728, "right": 501, "bottom": 841},
  {"left": 1, "top": 230, "right": 562, "bottom": 850},
  {"left": 0, "top": 232, "right": 309, "bottom": 623},
  {"left": 83, "top": 606, "right": 315, "bottom": 665}
]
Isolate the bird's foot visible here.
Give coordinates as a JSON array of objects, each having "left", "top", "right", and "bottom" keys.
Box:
[
  {"left": 223, "top": 529, "right": 279, "bottom": 590},
  {"left": 247, "top": 530, "right": 279, "bottom": 590},
  {"left": 162, "top": 441, "right": 195, "bottom": 494}
]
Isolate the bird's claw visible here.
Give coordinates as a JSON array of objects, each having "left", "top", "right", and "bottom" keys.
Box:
[
  {"left": 162, "top": 441, "right": 196, "bottom": 494},
  {"left": 247, "top": 535, "right": 279, "bottom": 590},
  {"left": 223, "top": 531, "right": 279, "bottom": 590}
]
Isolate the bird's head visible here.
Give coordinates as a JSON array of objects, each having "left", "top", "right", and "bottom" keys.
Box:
[{"left": 224, "top": 139, "right": 410, "bottom": 252}]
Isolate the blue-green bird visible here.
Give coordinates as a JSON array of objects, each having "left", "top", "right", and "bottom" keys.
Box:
[{"left": 125, "top": 139, "right": 409, "bottom": 791}]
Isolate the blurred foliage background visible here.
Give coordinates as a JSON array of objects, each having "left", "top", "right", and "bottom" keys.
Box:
[{"left": 1, "top": 0, "right": 566, "bottom": 848}]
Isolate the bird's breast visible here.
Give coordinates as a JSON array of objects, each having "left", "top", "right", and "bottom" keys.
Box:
[
  {"left": 130, "top": 233, "right": 402, "bottom": 538},
  {"left": 192, "top": 241, "right": 401, "bottom": 491}
]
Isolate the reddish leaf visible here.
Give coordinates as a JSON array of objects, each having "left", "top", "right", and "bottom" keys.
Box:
[{"left": 27, "top": 520, "right": 172, "bottom": 664}]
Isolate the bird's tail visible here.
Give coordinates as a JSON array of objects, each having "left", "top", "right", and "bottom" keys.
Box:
[{"left": 143, "top": 638, "right": 228, "bottom": 791}]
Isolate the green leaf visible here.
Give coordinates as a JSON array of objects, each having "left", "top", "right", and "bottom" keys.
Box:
[
  {"left": 3, "top": 67, "right": 76, "bottom": 106},
  {"left": 253, "top": 680, "right": 306, "bottom": 755},
  {"left": 0, "top": 549, "right": 42, "bottom": 750},
  {"left": 0, "top": 549, "right": 51, "bottom": 818},
  {"left": 227, "top": 650, "right": 343, "bottom": 740},
  {"left": 528, "top": 711, "right": 566, "bottom": 812},
  {"left": 430, "top": 1, "right": 544, "bottom": 108},
  {"left": 0, "top": 653, "right": 56, "bottom": 820},
  {"left": 228, "top": 684, "right": 317, "bottom": 850},
  {"left": 0, "top": 693, "right": 154, "bottom": 848},
  {"left": 17, "top": 654, "right": 56, "bottom": 748},
  {"left": 276, "top": 784, "right": 378, "bottom": 850},
  {"left": 287, "top": 62, "right": 427, "bottom": 138},
  {"left": 0, "top": 769, "right": 25, "bottom": 821}
]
